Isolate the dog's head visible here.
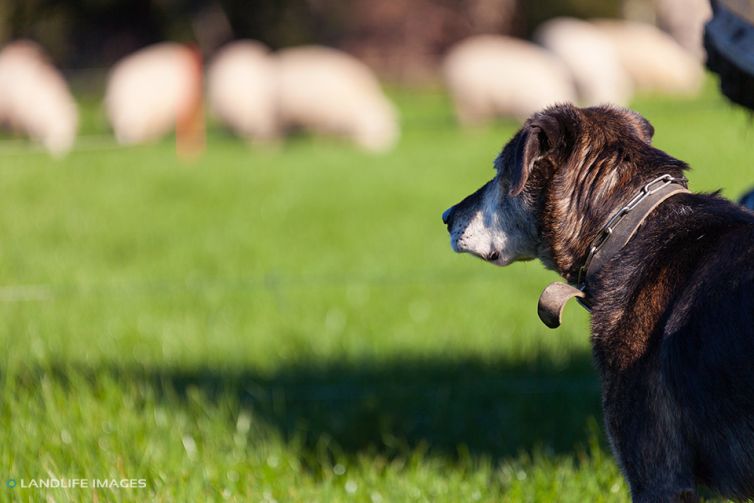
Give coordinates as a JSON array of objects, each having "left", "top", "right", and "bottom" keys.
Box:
[{"left": 442, "top": 103, "right": 685, "bottom": 281}]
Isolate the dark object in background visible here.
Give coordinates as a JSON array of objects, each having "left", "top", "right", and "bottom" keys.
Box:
[
  {"left": 740, "top": 188, "right": 754, "bottom": 209},
  {"left": 704, "top": 0, "right": 754, "bottom": 109}
]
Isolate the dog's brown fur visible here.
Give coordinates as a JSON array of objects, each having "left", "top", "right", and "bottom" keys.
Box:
[{"left": 443, "top": 104, "right": 754, "bottom": 501}]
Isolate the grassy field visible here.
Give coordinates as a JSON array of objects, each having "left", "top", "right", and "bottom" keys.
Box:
[{"left": 0, "top": 81, "right": 751, "bottom": 502}]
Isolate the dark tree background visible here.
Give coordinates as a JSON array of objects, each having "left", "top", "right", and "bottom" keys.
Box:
[{"left": 0, "top": 0, "right": 621, "bottom": 80}]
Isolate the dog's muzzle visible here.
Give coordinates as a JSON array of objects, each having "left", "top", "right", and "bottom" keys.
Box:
[
  {"left": 442, "top": 206, "right": 454, "bottom": 227},
  {"left": 442, "top": 206, "right": 462, "bottom": 253}
]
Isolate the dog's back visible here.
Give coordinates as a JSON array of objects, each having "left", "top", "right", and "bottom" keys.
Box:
[
  {"left": 661, "top": 197, "right": 754, "bottom": 497},
  {"left": 594, "top": 193, "right": 754, "bottom": 499}
]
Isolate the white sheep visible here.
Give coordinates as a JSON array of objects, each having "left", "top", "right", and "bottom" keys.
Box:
[
  {"left": 655, "top": 0, "right": 712, "bottom": 61},
  {"left": 534, "top": 17, "right": 633, "bottom": 106},
  {"left": 105, "top": 43, "right": 202, "bottom": 145},
  {"left": 207, "top": 40, "right": 278, "bottom": 143},
  {"left": 0, "top": 41, "right": 78, "bottom": 156},
  {"left": 442, "top": 35, "right": 577, "bottom": 125},
  {"left": 276, "top": 46, "right": 398, "bottom": 152},
  {"left": 592, "top": 19, "right": 703, "bottom": 96}
]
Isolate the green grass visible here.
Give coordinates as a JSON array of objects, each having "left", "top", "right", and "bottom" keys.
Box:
[{"left": 0, "top": 79, "right": 751, "bottom": 502}]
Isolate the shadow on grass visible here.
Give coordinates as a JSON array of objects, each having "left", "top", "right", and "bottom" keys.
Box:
[{"left": 36, "top": 353, "right": 603, "bottom": 462}]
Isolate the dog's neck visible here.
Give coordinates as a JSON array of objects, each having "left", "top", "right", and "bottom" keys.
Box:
[{"left": 538, "top": 150, "right": 688, "bottom": 285}]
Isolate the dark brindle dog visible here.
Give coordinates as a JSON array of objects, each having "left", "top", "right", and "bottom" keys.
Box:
[{"left": 442, "top": 104, "right": 754, "bottom": 502}]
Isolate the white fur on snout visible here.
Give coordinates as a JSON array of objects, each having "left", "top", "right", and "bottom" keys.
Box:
[{"left": 449, "top": 179, "right": 538, "bottom": 266}]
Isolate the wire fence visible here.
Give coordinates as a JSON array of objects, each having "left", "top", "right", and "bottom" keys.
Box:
[{"left": 0, "top": 267, "right": 547, "bottom": 303}]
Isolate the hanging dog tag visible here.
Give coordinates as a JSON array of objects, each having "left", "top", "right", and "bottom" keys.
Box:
[{"left": 537, "top": 282, "right": 585, "bottom": 329}]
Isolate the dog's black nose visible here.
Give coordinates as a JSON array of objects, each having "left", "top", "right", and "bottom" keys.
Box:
[{"left": 442, "top": 206, "right": 454, "bottom": 226}]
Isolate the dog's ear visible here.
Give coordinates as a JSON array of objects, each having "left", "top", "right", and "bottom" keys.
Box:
[
  {"left": 509, "top": 113, "right": 563, "bottom": 196},
  {"left": 626, "top": 110, "right": 654, "bottom": 143}
]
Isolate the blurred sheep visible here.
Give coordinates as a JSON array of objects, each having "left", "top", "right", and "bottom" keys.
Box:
[
  {"left": 534, "top": 18, "right": 633, "bottom": 106},
  {"left": 207, "top": 41, "right": 278, "bottom": 143},
  {"left": 276, "top": 46, "right": 398, "bottom": 152},
  {"left": 0, "top": 41, "right": 78, "bottom": 156},
  {"left": 593, "top": 20, "right": 703, "bottom": 96},
  {"left": 442, "top": 35, "right": 576, "bottom": 125},
  {"left": 655, "top": 0, "right": 711, "bottom": 61},
  {"left": 106, "top": 43, "right": 202, "bottom": 145}
]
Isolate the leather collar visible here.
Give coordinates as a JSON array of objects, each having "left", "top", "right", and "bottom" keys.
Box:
[{"left": 537, "top": 174, "right": 689, "bottom": 329}]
